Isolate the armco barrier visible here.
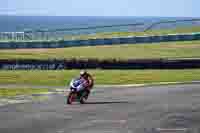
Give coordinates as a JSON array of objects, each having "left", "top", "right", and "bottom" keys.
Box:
[
  {"left": 0, "top": 33, "right": 200, "bottom": 49},
  {"left": 1, "top": 59, "right": 200, "bottom": 70},
  {"left": 194, "top": 33, "right": 200, "bottom": 39}
]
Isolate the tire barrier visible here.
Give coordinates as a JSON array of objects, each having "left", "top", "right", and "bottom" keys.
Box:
[
  {"left": 0, "top": 33, "right": 200, "bottom": 49},
  {"left": 1, "top": 59, "right": 200, "bottom": 70}
]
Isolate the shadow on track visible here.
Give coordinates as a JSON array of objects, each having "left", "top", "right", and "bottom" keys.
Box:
[{"left": 85, "top": 101, "right": 132, "bottom": 105}]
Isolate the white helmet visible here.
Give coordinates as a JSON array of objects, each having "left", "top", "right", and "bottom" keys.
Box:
[{"left": 80, "top": 70, "right": 87, "bottom": 76}]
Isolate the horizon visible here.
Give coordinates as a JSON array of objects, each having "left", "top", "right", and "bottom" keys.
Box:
[
  {"left": 2, "top": 0, "right": 199, "bottom": 17},
  {"left": 0, "top": 15, "right": 199, "bottom": 18}
]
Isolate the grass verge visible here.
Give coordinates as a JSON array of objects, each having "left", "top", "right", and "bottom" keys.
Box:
[
  {"left": 0, "top": 88, "right": 49, "bottom": 98},
  {"left": 64, "top": 26, "right": 200, "bottom": 40},
  {"left": 0, "top": 40, "right": 200, "bottom": 60},
  {"left": 0, "top": 70, "right": 200, "bottom": 86}
]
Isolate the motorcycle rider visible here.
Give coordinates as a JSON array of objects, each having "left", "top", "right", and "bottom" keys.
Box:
[
  {"left": 66, "top": 70, "right": 93, "bottom": 97},
  {"left": 79, "top": 70, "right": 94, "bottom": 98},
  {"left": 66, "top": 70, "right": 94, "bottom": 104},
  {"left": 80, "top": 70, "right": 93, "bottom": 87}
]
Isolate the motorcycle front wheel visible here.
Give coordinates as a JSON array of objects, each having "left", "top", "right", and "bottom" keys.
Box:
[{"left": 67, "top": 92, "right": 75, "bottom": 104}]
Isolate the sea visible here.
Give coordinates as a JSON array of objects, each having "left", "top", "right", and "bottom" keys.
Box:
[{"left": 0, "top": 16, "right": 200, "bottom": 35}]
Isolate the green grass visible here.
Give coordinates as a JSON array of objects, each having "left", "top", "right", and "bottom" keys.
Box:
[
  {"left": 0, "top": 88, "right": 49, "bottom": 97},
  {"left": 0, "top": 70, "right": 200, "bottom": 86},
  {"left": 1, "top": 40, "right": 200, "bottom": 60}
]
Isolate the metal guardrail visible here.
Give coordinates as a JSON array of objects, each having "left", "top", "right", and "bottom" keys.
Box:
[
  {"left": 0, "top": 32, "right": 200, "bottom": 49},
  {"left": 0, "top": 32, "right": 25, "bottom": 41}
]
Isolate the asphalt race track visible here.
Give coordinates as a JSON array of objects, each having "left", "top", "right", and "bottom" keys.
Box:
[{"left": 1, "top": 84, "right": 200, "bottom": 133}]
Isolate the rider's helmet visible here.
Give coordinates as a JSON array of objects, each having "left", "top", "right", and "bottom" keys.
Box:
[{"left": 80, "top": 70, "right": 88, "bottom": 77}]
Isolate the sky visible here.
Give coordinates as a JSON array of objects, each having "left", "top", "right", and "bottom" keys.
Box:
[{"left": 1, "top": 0, "right": 199, "bottom": 17}]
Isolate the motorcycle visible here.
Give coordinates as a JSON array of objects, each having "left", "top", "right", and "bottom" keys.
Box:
[{"left": 66, "top": 78, "right": 90, "bottom": 104}]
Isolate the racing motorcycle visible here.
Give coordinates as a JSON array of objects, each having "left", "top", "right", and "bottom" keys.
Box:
[{"left": 66, "top": 78, "right": 90, "bottom": 104}]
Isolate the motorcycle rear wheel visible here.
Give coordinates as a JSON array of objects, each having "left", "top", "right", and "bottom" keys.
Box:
[
  {"left": 80, "top": 97, "right": 86, "bottom": 104},
  {"left": 79, "top": 91, "right": 89, "bottom": 104}
]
